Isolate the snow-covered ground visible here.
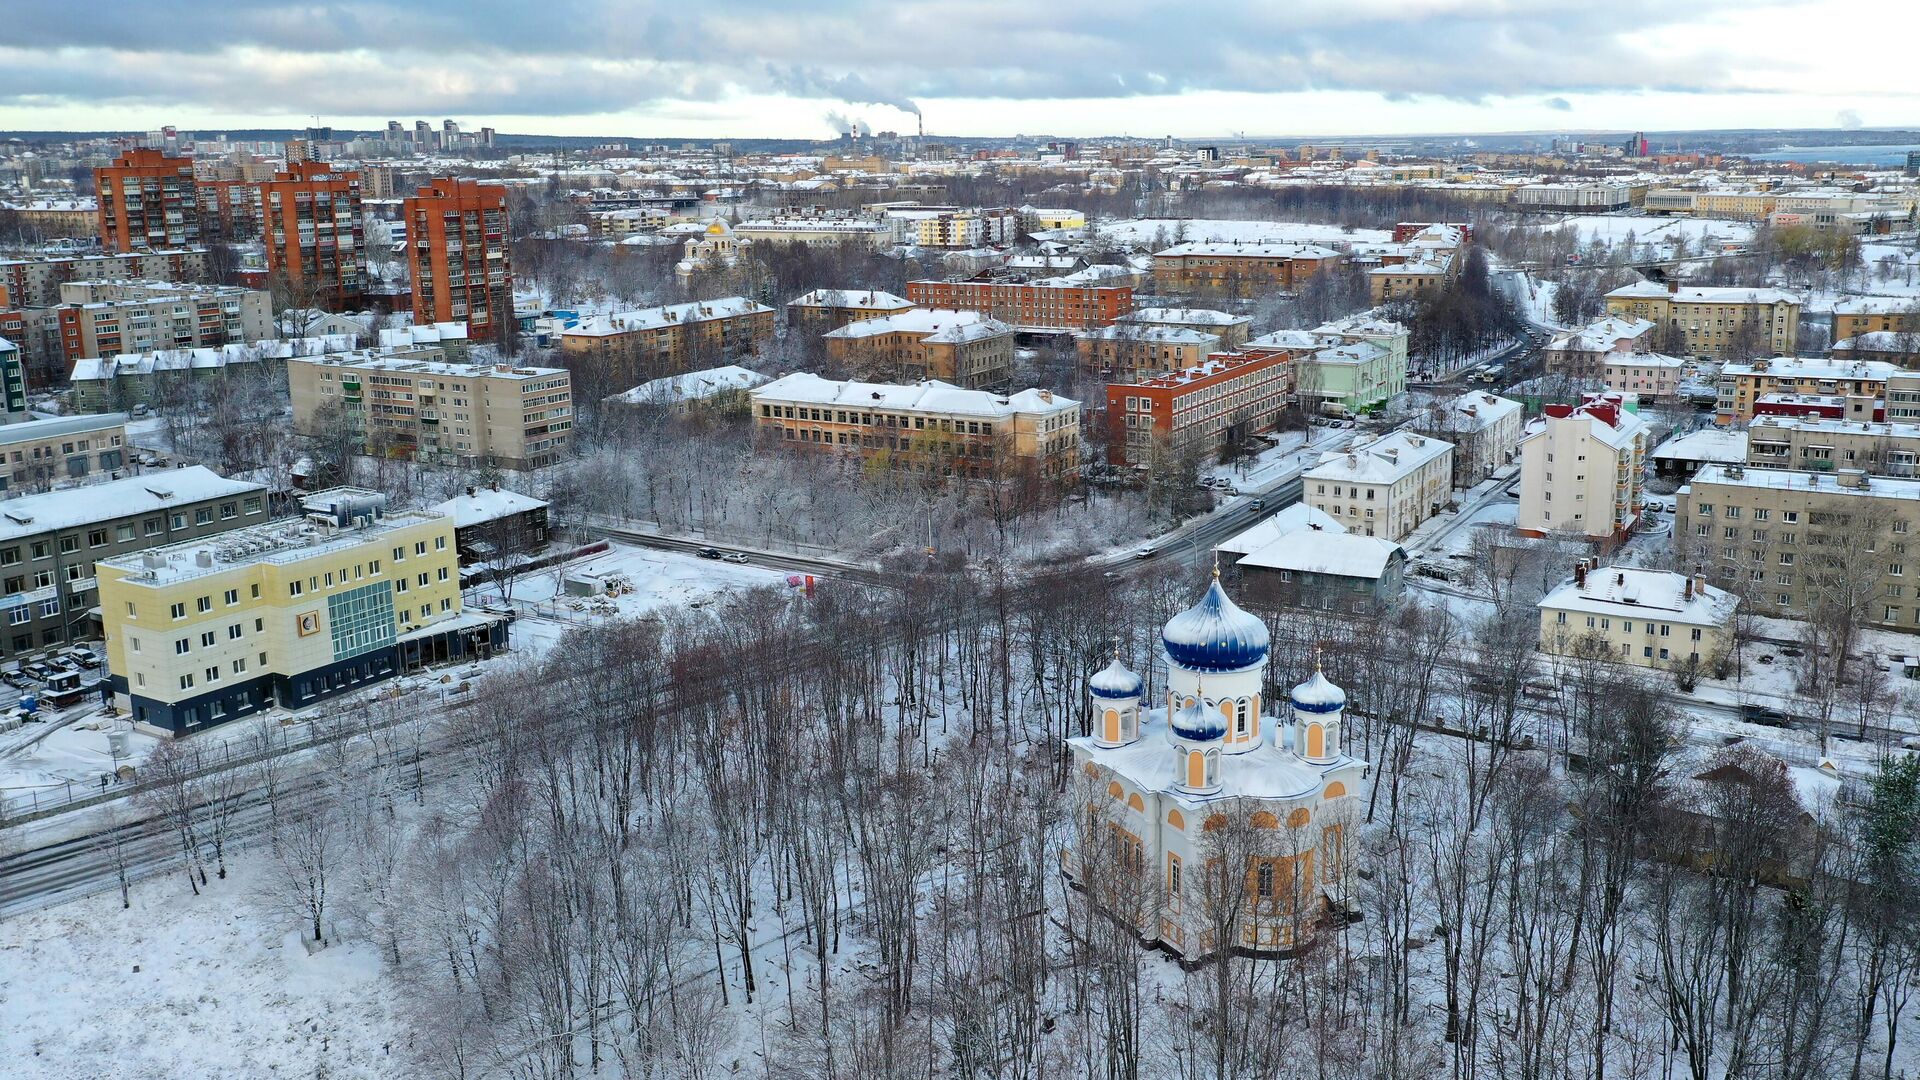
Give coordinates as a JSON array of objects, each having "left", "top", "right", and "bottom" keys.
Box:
[
  {"left": 493, "top": 542, "right": 796, "bottom": 657},
  {"left": 1525, "top": 214, "right": 1755, "bottom": 249},
  {"left": 1100, "top": 217, "right": 1392, "bottom": 249},
  {"left": 0, "top": 863, "right": 404, "bottom": 1080}
]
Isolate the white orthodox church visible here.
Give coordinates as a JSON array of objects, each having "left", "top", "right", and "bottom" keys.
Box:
[{"left": 1066, "top": 572, "right": 1368, "bottom": 959}]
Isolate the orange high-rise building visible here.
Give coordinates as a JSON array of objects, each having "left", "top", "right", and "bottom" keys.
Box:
[
  {"left": 405, "top": 178, "right": 511, "bottom": 339},
  {"left": 95, "top": 148, "right": 201, "bottom": 253},
  {"left": 261, "top": 161, "right": 366, "bottom": 310}
]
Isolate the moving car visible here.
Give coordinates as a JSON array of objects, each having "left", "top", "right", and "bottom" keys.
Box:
[
  {"left": 1134, "top": 545, "right": 1158, "bottom": 559},
  {"left": 721, "top": 552, "right": 748, "bottom": 564},
  {"left": 696, "top": 547, "right": 722, "bottom": 559}
]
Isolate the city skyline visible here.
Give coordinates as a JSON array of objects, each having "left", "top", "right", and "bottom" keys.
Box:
[{"left": 3, "top": 0, "right": 1917, "bottom": 140}]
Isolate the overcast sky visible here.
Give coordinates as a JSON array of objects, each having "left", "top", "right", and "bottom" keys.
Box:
[{"left": 2, "top": 0, "right": 1916, "bottom": 139}]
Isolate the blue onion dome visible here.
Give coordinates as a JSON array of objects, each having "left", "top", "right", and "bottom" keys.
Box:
[
  {"left": 1170, "top": 699, "right": 1226, "bottom": 741},
  {"left": 1090, "top": 655, "right": 1144, "bottom": 699},
  {"left": 1162, "top": 578, "right": 1270, "bottom": 672},
  {"left": 1290, "top": 668, "right": 1346, "bottom": 714}
]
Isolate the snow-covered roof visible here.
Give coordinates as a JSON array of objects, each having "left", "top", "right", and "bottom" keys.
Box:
[
  {"left": 1746, "top": 415, "right": 1920, "bottom": 441},
  {"left": 1216, "top": 504, "right": 1346, "bottom": 557},
  {"left": 823, "top": 308, "right": 1012, "bottom": 344},
  {"left": 1721, "top": 357, "right": 1898, "bottom": 381},
  {"left": 1651, "top": 428, "right": 1748, "bottom": 464},
  {"left": 1239, "top": 530, "right": 1403, "bottom": 580},
  {"left": 290, "top": 352, "right": 565, "bottom": 381},
  {"left": 1305, "top": 431, "right": 1452, "bottom": 485},
  {"left": 1550, "top": 316, "right": 1655, "bottom": 353},
  {"left": 1312, "top": 313, "right": 1408, "bottom": 339},
  {"left": 0, "top": 412, "right": 127, "bottom": 445},
  {"left": 1117, "top": 307, "right": 1251, "bottom": 328},
  {"left": 430, "top": 487, "right": 549, "bottom": 529},
  {"left": 565, "top": 297, "right": 773, "bottom": 337},
  {"left": 753, "top": 374, "right": 1077, "bottom": 418},
  {"left": 1080, "top": 325, "right": 1222, "bottom": 345},
  {"left": 1538, "top": 566, "right": 1737, "bottom": 626},
  {"left": 1303, "top": 341, "right": 1390, "bottom": 368},
  {"left": 1607, "top": 352, "right": 1689, "bottom": 369},
  {"left": 1690, "top": 463, "right": 1920, "bottom": 501},
  {"left": 1428, "top": 391, "right": 1522, "bottom": 434},
  {"left": 1162, "top": 578, "right": 1269, "bottom": 673},
  {"left": 1834, "top": 296, "right": 1920, "bottom": 316},
  {"left": 1156, "top": 241, "right": 1340, "bottom": 259},
  {"left": 611, "top": 364, "right": 769, "bottom": 404},
  {"left": 1607, "top": 281, "right": 1800, "bottom": 305},
  {"left": 377, "top": 322, "right": 468, "bottom": 347},
  {"left": 0, "top": 466, "right": 263, "bottom": 544},
  {"left": 1244, "top": 329, "right": 1342, "bottom": 352},
  {"left": 1067, "top": 711, "right": 1331, "bottom": 802},
  {"left": 786, "top": 289, "right": 912, "bottom": 311},
  {"left": 1833, "top": 332, "right": 1920, "bottom": 353},
  {"left": 70, "top": 336, "right": 357, "bottom": 380}
]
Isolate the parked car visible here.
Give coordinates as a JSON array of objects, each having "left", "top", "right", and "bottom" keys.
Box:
[
  {"left": 695, "top": 547, "right": 722, "bottom": 559},
  {"left": 1742, "top": 704, "right": 1791, "bottom": 727}
]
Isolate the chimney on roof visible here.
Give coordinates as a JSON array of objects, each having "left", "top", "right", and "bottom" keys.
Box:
[
  {"left": 466, "top": 485, "right": 476, "bottom": 497},
  {"left": 1668, "top": 278, "right": 1681, "bottom": 295},
  {"left": 490, "top": 480, "right": 500, "bottom": 492},
  {"left": 1616, "top": 571, "right": 1626, "bottom": 587},
  {"left": 1574, "top": 560, "right": 1588, "bottom": 587},
  {"left": 1684, "top": 575, "right": 1694, "bottom": 600}
]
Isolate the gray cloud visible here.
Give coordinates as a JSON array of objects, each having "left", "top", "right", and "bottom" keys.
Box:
[
  {"left": 1544, "top": 97, "right": 1573, "bottom": 111},
  {"left": 0, "top": 0, "right": 1809, "bottom": 121}
]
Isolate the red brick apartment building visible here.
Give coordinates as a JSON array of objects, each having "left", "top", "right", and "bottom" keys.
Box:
[
  {"left": 197, "top": 179, "right": 263, "bottom": 244},
  {"left": 905, "top": 280, "right": 1132, "bottom": 331},
  {"left": 406, "top": 178, "right": 512, "bottom": 339},
  {"left": 1105, "top": 351, "right": 1292, "bottom": 466},
  {"left": 95, "top": 149, "right": 201, "bottom": 253},
  {"left": 1151, "top": 242, "right": 1340, "bottom": 294},
  {"left": 262, "top": 162, "right": 367, "bottom": 309}
]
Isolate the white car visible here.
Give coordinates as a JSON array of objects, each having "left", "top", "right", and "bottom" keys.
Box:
[{"left": 721, "top": 552, "right": 749, "bottom": 564}]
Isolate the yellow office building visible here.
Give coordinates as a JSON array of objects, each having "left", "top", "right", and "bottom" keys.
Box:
[{"left": 97, "top": 490, "right": 506, "bottom": 736}]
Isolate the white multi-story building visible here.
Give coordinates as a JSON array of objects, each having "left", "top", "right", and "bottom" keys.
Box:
[
  {"left": 1516, "top": 395, "right": 1649, "bottom": 544},
  {"left": 1303, "top": 430, "right": 1454, "bottom": 541},
  {"left": 1416, "top": 391, "right": 1523, "bottom": 486}
]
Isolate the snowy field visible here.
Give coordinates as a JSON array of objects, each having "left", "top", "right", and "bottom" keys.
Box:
[
  {"left": 492, "top": 542, "right": 796, "bottom": 656},
  {"left": 0, "top": 862, "right": 404, "bottom": 1080},
  {"left": 1100, "top": 217, "right": 1392, "bottom": 249},
  {"left": 1524, "top": 214, "right": 1755, "bottom": 248}
]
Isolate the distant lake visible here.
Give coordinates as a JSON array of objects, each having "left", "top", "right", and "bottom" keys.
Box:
[{"left": 1749, "top": 144, "right": 1920, "bottom": 167}]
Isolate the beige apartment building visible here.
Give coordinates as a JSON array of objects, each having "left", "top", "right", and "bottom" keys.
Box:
[
  {"left": 1834, "top": 297, "right": 1920, "bottom": 343},
  {"left": 1604, "top": 353, "right": 1689, "bottom": 399},
  {"left": 751, "top": 373, "right": 1080, "bottom": 484},
  {"left": 785, "top": 289, "right": 914, "bottom": 335},
  {"left": 1076, "top": 325, "right": 1222, "bottom": 381},
  {"left": 822, "top": 309, "right": 1015, "bottom": 388},
  {"left": 0, "top": 413, "right": 130, "bottom": 493},
  {"left": 52, "top": 280, "right": 274, "bottom": 361},
  {"left": 290, "top": 350, "right": 573, "bottom": 469},
  {"left": 1516, "top": 396, "right": 1649, "bottom": 544},
  {"left": 1538, "top": 562, "right": 1737, "bottom": 671},
  {"left": 1303, "top": 431, "right": 1455, "bottom": 541},
  {"left": 561, "top": 298, "right": 776, "bottom": 384},
  {"left": 735, "top": 218, "right": 891, "bottom": 250},
  {"left": 0, "top": 250, "right": 210, "bottom": 309},
  {"left": 1414, "top": 391, "right": 1523, "bottom": 487},
  {"left": 1678, "top": 464, "right": 1920, "bottom": 632},
  {"left": 1604, "top": 281, "right": 1800, "bottom": 360},
  {"left": 1745, "top": 415, "right": 1920, "bottom": 478},
  {"left": 1714, "top": 357, "right": 1896, "bottom": 425},
  {"left": 1545, "top": 316, "right": 1655, "bottom": 380}
]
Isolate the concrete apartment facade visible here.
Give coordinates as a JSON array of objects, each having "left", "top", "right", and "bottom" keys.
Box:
[
  {"left": 1744, "top": 416, "right": 1920, "bottom": 478},
  {"left": 290, "top": 351, "right": 574, "bottom": 469},
  {"left": 1833, "top": 297, "right": 1920, "bottom": 343},
  {"left": 1303, "top": 431, "right": 1455, "bottom": 541},
  {"left": 1678, "top": 464, "right": 1920, "bottom": 633},
  {"left": 1604, "top": 281, "right": 1801, "bottom": 360},
  {"left": 752, "top": 374, "right": 1081, "bottom": 484},
  {"left": 1516, "top": 396, "right": 1649, "bottom": 544},
  {"left": 1415, "top": 391, "right": 1523, "bottom": 487},
  {"left": 1714, "top": 358, "right": 1896, "bottom": 425},
  {"left": 51, "top": 280, "right": 273, "bottom": 362},
  {"left": 1545, "top": 316, "right": 1655, "bottom": 380},
  {"left": 562, "top": 298, "right": 776, "bottom": 384},
  {"left": 822, "top": 309, "right": 1015, "bottom": 388},
  {"left": 0, "top": 466, "right": 266, "bottom": 662},
  {"left": 0, "top": 413, "right": 130, "bottom": 493},
  {"left": 0, "top": 250, "right": 210, "bottom": 309},
  {"left": 1603, "top": 354, "right": 1689, "bottom": 399},
  {"left": 1077, "top": 326, "right": 1223, "bottom": 382}
]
